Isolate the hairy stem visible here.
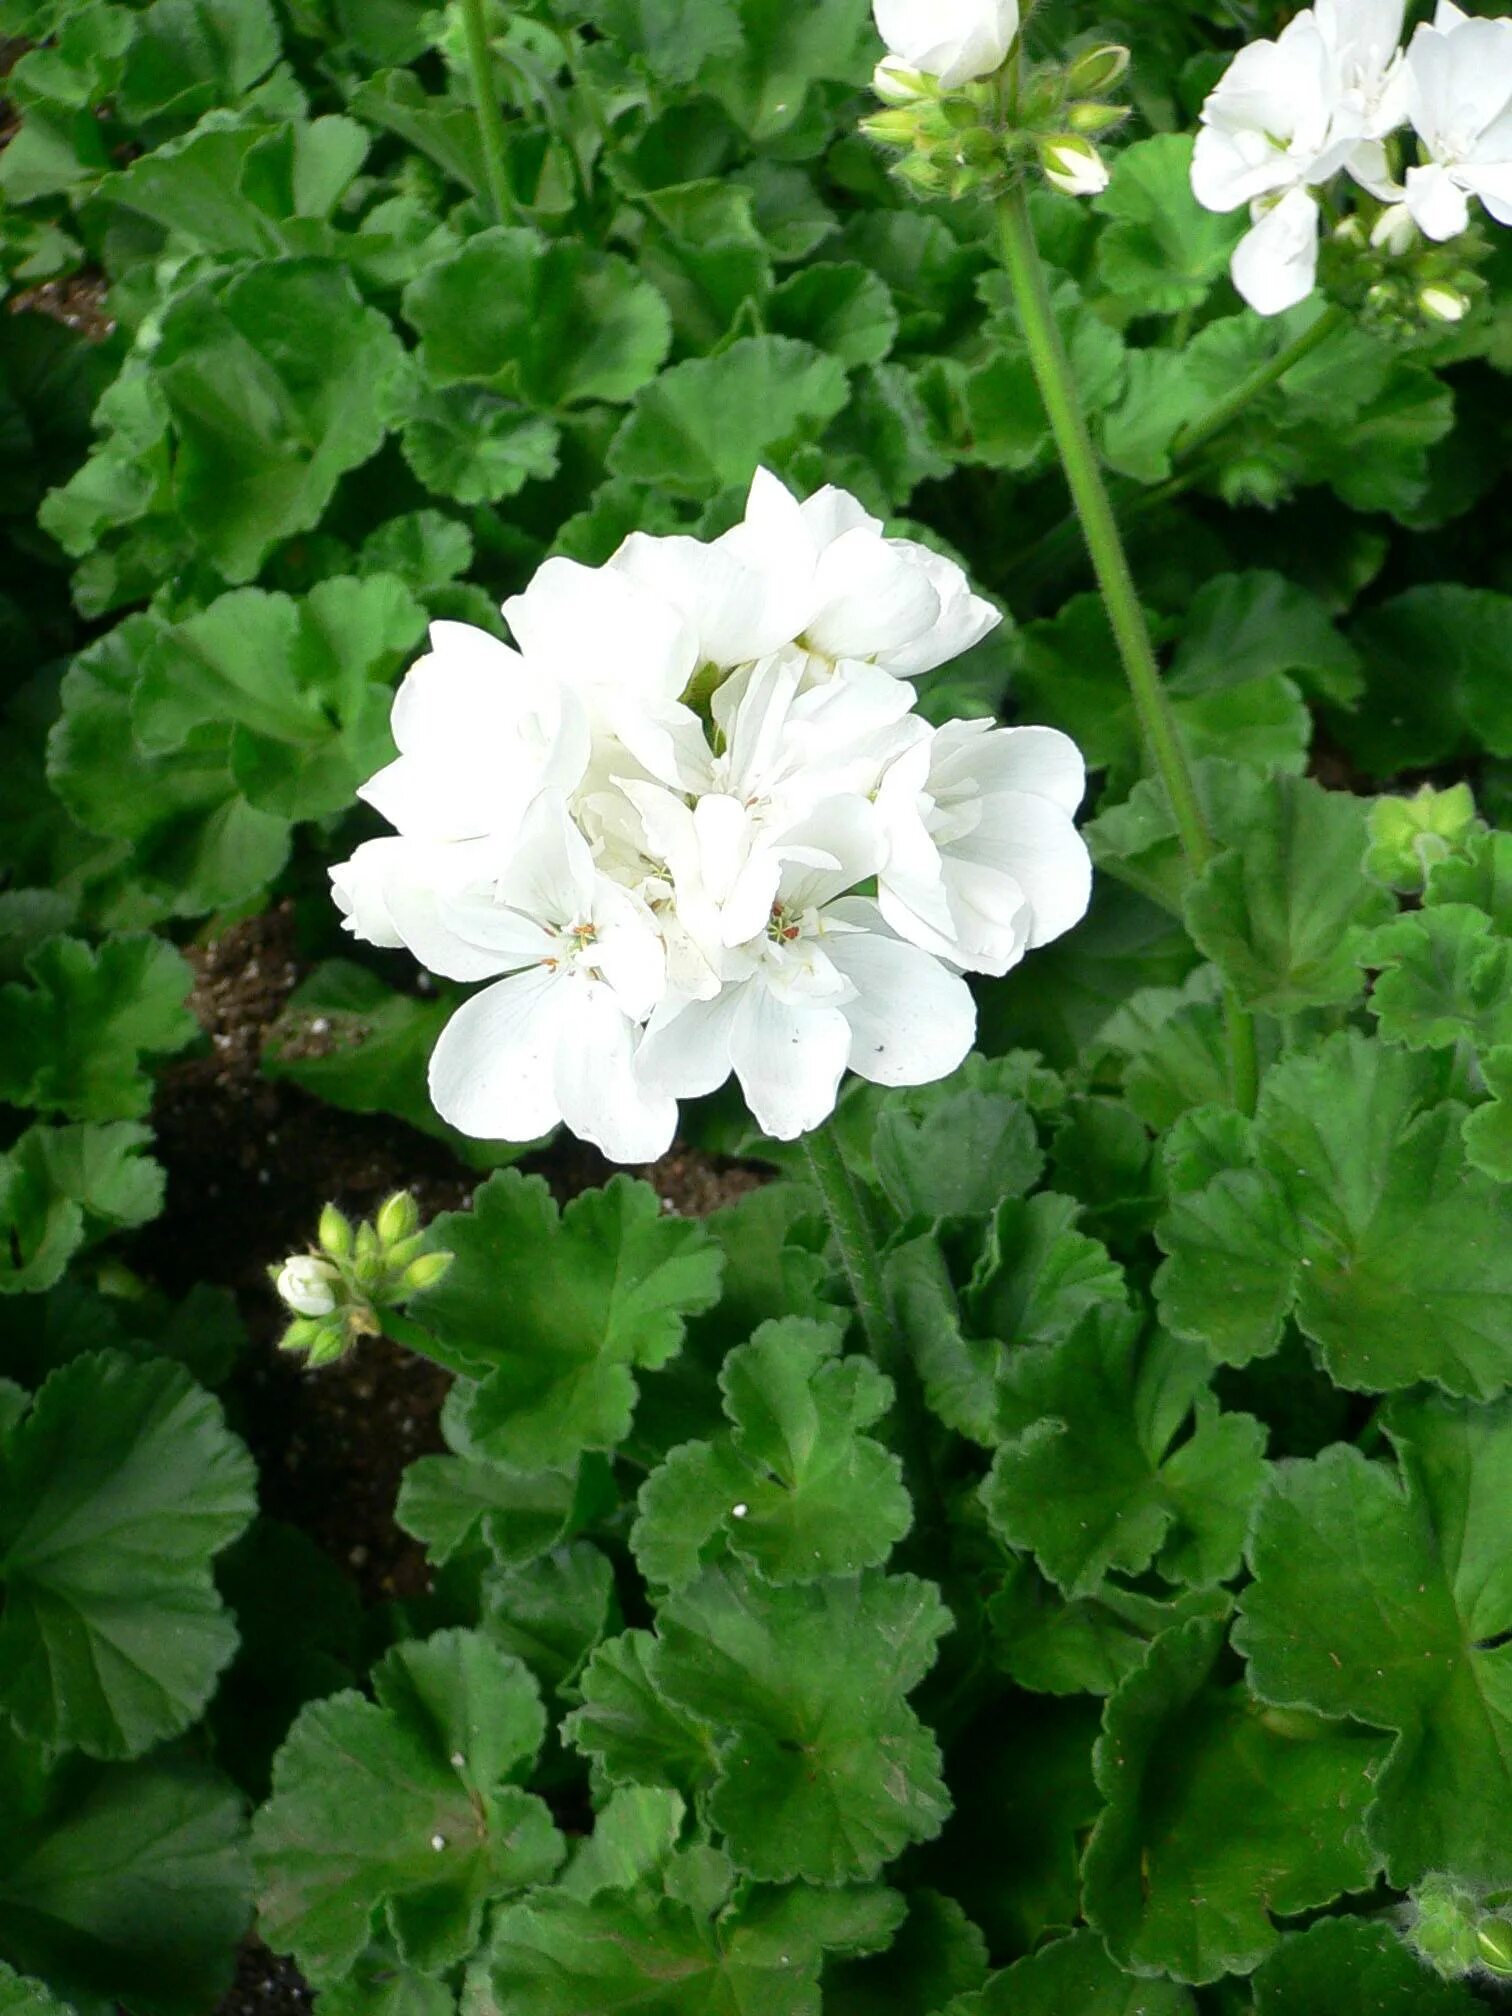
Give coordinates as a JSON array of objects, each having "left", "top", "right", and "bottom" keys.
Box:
[
  {"left": 996, "top": 186, "right": 1259, "bottom": 1112},
  {"left": 458, "top": 0, "right": 517, "bottom": 226},
  {"left": 802, "top": 1121, "right": 943, "bottom": 1524}
]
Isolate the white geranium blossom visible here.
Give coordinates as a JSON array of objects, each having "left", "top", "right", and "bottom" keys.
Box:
[
  {"left": 1192, "top": 0, "right": 1512, "bottom": 314},
  {"left": 871, "top": 0, "right": 1018, "bottom": 91},
  {"left": 277, "top": 1256, "right": 339, "bottom": 1318},
  {"left": 875, "top": 722, "right": 1091, "bottom": 975},
  {"left": 332, "top": 470, "right": 1091, "bottom": 1160},
  {"left": 1402, "top": 3, "right": 1512, "bottom": 240}
]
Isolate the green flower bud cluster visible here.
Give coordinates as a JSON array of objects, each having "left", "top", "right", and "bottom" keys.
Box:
[
  {"left": 860, "top": 45, "right": 1129, "bottom": 203},
  {"left": 1365, "top": 782, "right": 1479, "bottom": 892},
  {"left": 269, "top": 1191, "right": 453, "bottom": 1369},
  {"left": 1322, "top": 204, "right": 1490, "bottom": 337},
  {"left": 1408, "top": 1875, "right": 1512, "bottom": 1980}
]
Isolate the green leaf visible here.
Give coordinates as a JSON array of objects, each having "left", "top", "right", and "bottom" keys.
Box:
[
  {"left": 872, "top": 1081, "right": 1043, "bottom": 1222},
  {"left": 578, "top": 0, "right": 742, "bottom": 86},
  {"left": 478, "top": 1848, "right": 897, "bottom": 2015},
  {"left": 698, "top": 0, "right": 872, "bottom": 139},
  {"left": 0, "top": 934, "right": 195, "bottom": 1120},
  {"left": 1236, "top": 1389, "right": 1512, "bottom": 1887},
  {"left": 385, "top": 375, "right": 561, "bottom": 506},
  {"left": 253, "top": 1629, "right": 564, "bottom": 1982},
  {"left": 1156, "top": 1034, "right": 1512, "bottom": 1395},
  {"left": 1171, "top": 570, "right": 1361, "bottom": 710},
  {"left": 479, "top": 1542, "right": 616, "bottom": 1696},
  {"left": 984, "top": 1312, "right": 1267, "bottom": 1598},
  {"left": 1185, "top": 773, "right": 1392, "bottom": 1012},
  {"left": 888, "top": 1234, "right": 1001, "bottom": 1448},
  {"left": 608, "top": 336, "right": 848, "bottom": 500},
  {"left": 767, "top": 262, "right": 899, "bottom": 368},
  {"left": 402, "top": 227, "right": 671, "bottom": 408},
  {"left": 0, "top": 1746, "right": 249, "bottom": 2016},
  {"left": 1082, "top": 1619, "right": 1385, "bottom": 1983},
  {"left": 0, "top": 1350, "right": 256, "bottom": 1758},
  {"left": 0, "top": 1123, "right": 167, "bottom": 1295},
  {"left": 146, "top": 259, "right": 407, "bottom": 582},
  {"left": 116, "top": 0, "right": 282, "bottom": 132},
  {"left": 562, "top": 1629, "right": 719, "bottom": 1804},
  {"left": 1366, "top": 904, "right": 1512, "bottom": 1053},
  {"left": 1095, "top": 967, "right": 1240, "bottom": 1131},
  {"left": 1093, "top": 134, "right": 1242, "bottom": 315},
  {"left": 825, "top": 1890, "right": 988, "bottom": 2016},
  {"left": 411, "top": 1172, "right": 724, "bottom": 1468},
  {"left": 962, "top": 1192, "right": 1127, "bottom": 1348},
  {"left": 397, "top": 1454, "right": 580, "bottom": 1570},
  {"left": 988, "top": 1560, "right": 1231, "bottom": 1699},
  {"left": 1251, "top": 1918, "right": 1482, "bottom": 2015},
  {"left": 947, "top": 1929, "right": 1195, "bottom": 2014},
  {"left": 1465, "top": 1045, "right": 1512, "bottom": 1182},
  {"left": 1341, "top": 587, "right": 1512, "bottom": 776},
  {"left": 47, "top": 619, "right": 292, "bottom": 921},
  {"left": 631, "top": 1317, "right": 911, "bottom": 1587},
  {"left": 650, "top": 1565, "right": 950, "bottom": 1883},
  {"left": 558, "top": 1785, "right": 685, "bottom": 1900},
  {"left": 133, "top": 576, "right": 426, "bottom": 822}
]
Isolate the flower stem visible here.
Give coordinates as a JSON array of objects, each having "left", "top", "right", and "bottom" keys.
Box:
[
  {"left": 802, "top": 1121, "right": 895, "bottom": 1369},
  {"left": 458, "top": 0, "right": 517, "bottom": 226},
  {"left": 1169, "top": 301, "right": 1350, "bottom": 463},
  {"left": 995, "top": 186, "right": 1259, "bottom": 1112},
  {"left": 802, "top": 1120, "right": 945, "bottom": 1531}
]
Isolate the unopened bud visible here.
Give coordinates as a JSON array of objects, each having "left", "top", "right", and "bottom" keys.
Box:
[
  {"left": 872, "top": 56, "right": 929, "bottom": 106},
  {"left": 1066, "top": 99, "right": 1129, "bottom": 135},
  {"left": 1038, "top": 133, "right": 1109, "bottom": 197},
  {"left": 1420, "top": 282, "right": 1468, "bottom": 323},
  {"left": 1065, "top": 42, "right": 1129, "bottom": 96},
  {"left": 402, "top": 1250, "right": 454, "bottom": 1296},
  {"left": 1370, "top": 202, "right": 1416, "bottom": 256},
  {"left": 385, "top": 1232, "right": 427, "bottom": 1272},
  {"left": 318, "top": 1203, "right": 353, "bottom": 1259},
  {"left": 354, "top": 1221, "right": 380, "bottom": 1266},
  {"left": 860, "top": 106, "right": 922, "bottom": 146},
  {"left": 376, "top": 1190, "right": 420, "bottom": 1246},
  {"left": 1478, "top": 1921, "right": 1512, "bottom": 1975},
  {"left": 895, "top": 152, "right": 948, "bottom": 194},
  {"left": 275, "top": 1254, "right": 340, "bottom": 1318},
  {"left": 304, "top": 1324, "right": 352, "bottom": 1370}
]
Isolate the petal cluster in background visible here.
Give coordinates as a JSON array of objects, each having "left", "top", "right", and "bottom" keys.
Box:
[
  {"left": 1192, "top": 0, "right": 1512, "bottom": 314},
  {"left": 331, "top": 473, "right": 1091, "bottom": 1163}
]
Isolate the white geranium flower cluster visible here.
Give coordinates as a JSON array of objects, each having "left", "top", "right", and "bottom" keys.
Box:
[
  {"left": 331, "top": 473, "right": 1091, "bottom": 1164},
  {"left": 1192, "top": 0, "right": 1512, "bottom": 315}
]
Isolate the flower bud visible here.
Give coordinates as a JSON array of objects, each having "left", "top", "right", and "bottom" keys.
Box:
[
  {"left": 1408, "top": 1876, "right": 1482, "bottom": 1978},
  {"left": 376, "top": 1190, "right": 420, "bottom": 1246},
  {"left": 275, "top": 1254, "right": 340, "bottom": 1319},
  {"left": 1420, "top": 282, "right": 1468, "bottom": 323},
  {"left": 304, "top": 1324, "right": 352, "bottom": 1370},
  {"left": 1370, "top": 202, "right": 1416, "bottom": 256},
  {"left": 402, "top": 1250, "right": 454, "bottom": 1296},
  {"left": 871, "top": 55, "right": 930, "bottom": 105},
  {"left": 1064, "top": 42, "right": 1129, "bottom": 96},
  {"left": 860, "top": 105, "right": 924, "bottom": 146},
  {"left": 1038, "top": 134, "right": 1110, "bottom": 197},
  {"left": 318, "top": 1203, "right": 353, "bottom": 1260},
  {"left": 1066, "top": 99, "right": 1129, "bottom": 135},
  {"left": 1478, "top": 1920, "right": 1512, "bottom": 1976}
]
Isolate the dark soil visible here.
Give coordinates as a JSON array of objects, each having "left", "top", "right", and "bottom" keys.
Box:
[{"left": 136, "top": 908, "right": 764, "bottom": 2016}]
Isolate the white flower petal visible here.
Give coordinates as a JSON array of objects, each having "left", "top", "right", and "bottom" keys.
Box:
[
  {"left": 611, "top": 531, "right": 805, "bottom": 667},
  {"left": 1231, "top": 188, "right": 1322, "bottom": 315},
  {"left": 503, "top": 556, "right": 698, "bottom": 707},
  {"left": 638, "top": 988, "right": 742, "bottom": 1098},
  {"left": 730, "top": 985, "right": 851, "bottom": 1139},
  {"left": 873, "top": 545, "right": 1001, "bottom": 676},
  {"left": 1403, "top": 160, "right": 1472, "bottom": 239},
  {"left": 553, "top": 983, "right": 677, "bottom": 1163},
  {"left": 805, "top": 529, "right": 941, "bottom": 663},
  {"left": 428, "top": 966, "right": 565, "bottom": 1142},
  {"left": 959, "top": 789, "right": 1093, "bottom": 948},
  {"left": 823, "top": 899, "right": 977, "bottom": 1087},
  {"left": 873, "top": 0, "right": 1019, "bottom": 88},
  {"left": 329, "top": 837, "right": 409, "bottom": 949}
]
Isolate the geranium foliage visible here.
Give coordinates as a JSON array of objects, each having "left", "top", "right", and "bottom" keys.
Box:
[{"left": 3, "top": 0, "right": 1512, "bottom": 2011}]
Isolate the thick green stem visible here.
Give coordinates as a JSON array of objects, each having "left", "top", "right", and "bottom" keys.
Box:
[
  {"left": 996, "top": 187, "right": 1258, "bottom": 1111},
  {"left": 459, "top": 0, "right": 516, "bottom": 226},
  {"left": 802, "top": 1122, "right": 896, "bottom": 1372},
  {"left": 1170, "top": 301, "right": 1350, "bottom": 463}
]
